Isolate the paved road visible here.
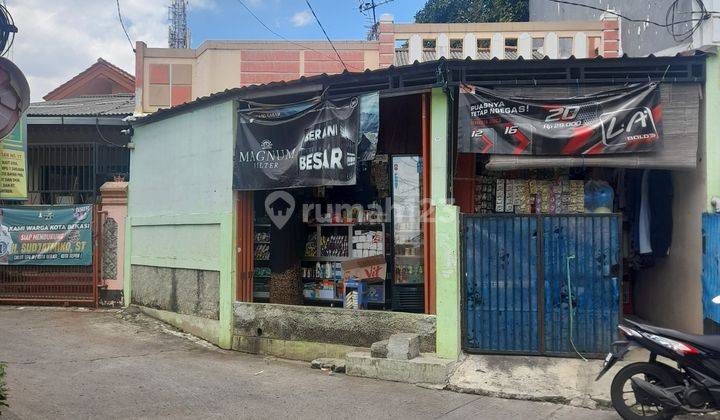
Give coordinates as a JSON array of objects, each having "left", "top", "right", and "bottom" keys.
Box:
[{"left": 0, "top": 307, "right": 619, "bottom": 420}]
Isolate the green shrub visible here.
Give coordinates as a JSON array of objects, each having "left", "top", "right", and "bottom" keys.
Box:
[{"left": 0, "top": 362, "right": 7, "bottom": 410}]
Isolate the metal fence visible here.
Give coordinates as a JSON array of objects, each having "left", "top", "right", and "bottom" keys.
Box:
[
  {"left": 27, "top": 143, "right": 129, "bottom": 205},
  {"left": 0, "top": 206, "right": 102, "bottom": 307},
  {"left": 462, "top": 214, "right": 621, "bottom": 358},
  {"left": 703, "top": 214, "right": 720, "bottom": 334}
]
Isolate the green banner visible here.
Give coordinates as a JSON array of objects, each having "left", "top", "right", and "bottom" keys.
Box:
[
  {"left": 0, "top": 205, "right": 93, "bottom": 265},
  {"left": 0, "top": 115, "right": 27, "bottom": 200}
]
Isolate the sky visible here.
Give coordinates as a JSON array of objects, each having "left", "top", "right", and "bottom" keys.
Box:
[{"left": 7, "top": 0, "right": 426, "bottom": 101}]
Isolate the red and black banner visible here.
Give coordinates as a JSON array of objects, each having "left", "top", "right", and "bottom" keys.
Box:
[{"left": 458, "top": 83, "right": 663, "bottom": 155}]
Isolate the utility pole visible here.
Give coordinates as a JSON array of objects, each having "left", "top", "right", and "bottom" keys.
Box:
[{"left": 168, "top": 0, "right": 190, "bottom": 49}]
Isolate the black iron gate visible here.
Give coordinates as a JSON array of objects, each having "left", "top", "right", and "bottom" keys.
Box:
[
  {"left": 462, "top": 214, "right": 621, "bottom": 357},
  {"left": 27, "top": 143, "right": 129, "bottom": 205}
]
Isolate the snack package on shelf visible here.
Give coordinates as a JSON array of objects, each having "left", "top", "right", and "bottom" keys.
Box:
[
  {"left": 473, "top": 175, "right": 496, "bottom": 214},
  {"left": 305, "top": 232, "right": 318, "bottom": 257},
  {"left": 352, "top": 229, "right": 384, "bottom": 258},
  {"left": 495, "top": 179, "right": 506, "bottom": 213},
  {"left": 254, "top": 243, "right": 269, "bottom": 260}
]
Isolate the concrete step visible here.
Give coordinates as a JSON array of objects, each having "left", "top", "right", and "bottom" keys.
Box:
[{"left": 345, "top": 351, "right": 456, "bottom": 385}]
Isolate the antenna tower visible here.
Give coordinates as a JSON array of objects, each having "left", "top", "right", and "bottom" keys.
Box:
[{"left": 168, "top": 0, "right": 190, "bottom": 49}]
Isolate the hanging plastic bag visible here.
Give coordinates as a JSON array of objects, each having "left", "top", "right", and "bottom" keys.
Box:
[{"left": 584, "top": 180, "right": 614, "bottom": 213}]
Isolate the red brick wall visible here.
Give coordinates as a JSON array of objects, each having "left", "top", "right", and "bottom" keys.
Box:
[
  {"left": 602, "top": 17, "right": 621, "bottom": 58},
  {"left": 239, "top": 49, "right": 367, "bottom": 86},
  {"left": 378, "top": 22, "right": 395, "bottom": 67}
]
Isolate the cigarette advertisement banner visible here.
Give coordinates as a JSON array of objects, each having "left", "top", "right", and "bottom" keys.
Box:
[
  {"left": 234, "top": 95, "right": 363, "bottom": 191},
  {"left": 458, "top": 83, "right": 662, "bottom": 155},
  {"left": 0, "top": 114, "right": 27, "bottom": 200},
  {"left": 0, "top": 205, "right": 93, "bottom": 265}
]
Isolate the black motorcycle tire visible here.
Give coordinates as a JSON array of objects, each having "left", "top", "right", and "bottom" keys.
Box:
[{"left": 610, "top": 362, "right": 677, "bottom": 420}]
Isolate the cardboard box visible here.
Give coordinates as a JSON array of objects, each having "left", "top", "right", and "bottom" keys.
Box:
[{"left": 342, "top": 255, "right": 387, "bottom": 283}]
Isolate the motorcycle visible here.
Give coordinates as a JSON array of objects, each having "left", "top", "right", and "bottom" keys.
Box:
[{"left": 597, "top": 312, "right": 720, "bottom": 420}]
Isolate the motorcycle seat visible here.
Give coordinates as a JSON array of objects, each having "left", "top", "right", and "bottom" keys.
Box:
[{"left": 626, "top": 320, "right": 720, "bottom": 352}]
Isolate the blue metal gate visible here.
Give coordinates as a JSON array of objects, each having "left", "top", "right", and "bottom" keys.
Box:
[
  {"left": 702, "top": 214, "right": 720, "bottom": 334},
  {"left": 462, "top": 214, "right": 621, "bottom": 357}
]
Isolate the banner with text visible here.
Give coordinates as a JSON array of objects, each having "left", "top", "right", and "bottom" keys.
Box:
[
  {"left": 0, "top": 205, "right": 93, "bottom": 265},
  {"left": 234, "top": 96, "right": 360, "bottom": 190},
  {"left": 458, "top": 83, "right": 663, "bottom": 155},
  {"left": 0, "top": 114, "right": 27, "bottom": 200}
]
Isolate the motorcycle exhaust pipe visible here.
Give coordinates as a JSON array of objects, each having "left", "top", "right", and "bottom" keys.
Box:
[{"left": 630, "top": 378, "right": 682, "bottom": 409}]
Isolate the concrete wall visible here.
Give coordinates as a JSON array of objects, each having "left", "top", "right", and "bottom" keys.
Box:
[
  {"left": 126, "top": 100, "right": 236, "bottom": 348},
  {"left": 233, "top": 302, "right": 436, "bottom": 361},
  {"left": 634, "top": 165, "right": 706, "bottom": 333},
  {"left": 706, "top": 54, "right": 720, "bottom": 209},
  {"left": 98, "top": 181, "right": 128, "bottom": 307},
  {"left": 137, "top": 40, "right": 380, "bottom": 114},
  {"left": 132, "top": 266, "right": 219, "bottom": 319},
  {"left": 529, "top": 0, "right": 694, "bottom": 56}
]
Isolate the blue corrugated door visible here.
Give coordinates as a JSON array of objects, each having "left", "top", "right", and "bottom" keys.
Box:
[
  {"left": 702, "top": 214, "right": 720, "bottom": 334},
  {"left": 463, "top": 214, "right": 621, "bottom": 357},
  {"left": 463, "top": 215, "right": 539, "bottom": 353},
  {"left": 543, "top": 215, "right": 620, "bottom": 356}
]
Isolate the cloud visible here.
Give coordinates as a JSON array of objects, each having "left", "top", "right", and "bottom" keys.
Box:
[
  {"left": 189, "top": 0, "right": 217, "bottom": 10},
  {"left": 7, "top": 0, "right": 168, "bottom": 101},
  {"left": 291, "top": 10, "right": 313, "bottom": 27}
]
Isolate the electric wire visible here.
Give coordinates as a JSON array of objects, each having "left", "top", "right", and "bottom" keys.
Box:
[
  {"left": 116, "top": 0, "right": 135, "bottom": 53},
  {"left": 566, "top": 255, "right": 587, "bottom": 362},
  {"left": 95, "top": 119, "right": 129, "bottom": 148},
  {"left": 234, "top": 0, "right": 362, "bottom": 71},
  {"left": 547, "top": 0, "right": 713, "bottom": 43},
  {"left": 304, "top": 0, "right": 348, "bottom": 71},
  {"left": 94, "top": 98, "right": 133, "bottom": 148}
]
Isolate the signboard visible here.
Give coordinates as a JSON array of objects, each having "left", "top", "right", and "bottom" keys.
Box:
[
  {"left": 342, "top": 255, "right": 387, "bottom": 283},
  {"left": 458, "top": 83, "right": 662, "bottom": 155},
  {"left": 0, "top": 114, "right": 27, "bottom": 200},
  {"left": 234, "top": 96, "right": 360, "bottom": 191},
  {"left": 0, "top": 205, "right": 93, "bottom": 265},
  {"left": 358, "top": 92, "right": 379, "bottom": 161}
]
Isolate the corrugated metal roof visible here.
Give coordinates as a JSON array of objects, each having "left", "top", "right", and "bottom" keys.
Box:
[
  {"left": 132, "top": 52, "right": 706, "bottom": 127},
  {"left": 28, "top": 94, "right": 134, "bottom": 117}
]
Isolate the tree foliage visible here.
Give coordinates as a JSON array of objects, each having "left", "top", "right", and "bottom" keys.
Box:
[{"left": 415, "top": 0, "right": 529, "bottom": 23}]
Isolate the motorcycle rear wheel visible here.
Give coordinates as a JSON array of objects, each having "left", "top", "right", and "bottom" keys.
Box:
[{"left": 610, "top": 362, "right": 677, "bottom": 420}]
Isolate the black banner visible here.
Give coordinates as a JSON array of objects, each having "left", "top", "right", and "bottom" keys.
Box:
[
  {"left": 234, "top": 96, "right": 360, "bottom": 190},
  {"left": 458, "top": 83, "right": 662, "bottom": 155}
]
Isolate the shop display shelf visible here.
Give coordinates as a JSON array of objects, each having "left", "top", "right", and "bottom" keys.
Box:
[
  {"left": 303, "top": 256, "right": 351, "bottom": 262},
  {"left": 395, "top": 254, "right": 423, "bottom": 259},
  {"left": 253, "top": 292, "right": 270, "bottom": 299}
]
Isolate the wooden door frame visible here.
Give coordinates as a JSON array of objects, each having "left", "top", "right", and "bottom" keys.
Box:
[
  {"left": 236, "top": 191, "right": 254, "bottom": 302},
  {"left": 421, "top": 92, "right": 436, "bottom": 315}
]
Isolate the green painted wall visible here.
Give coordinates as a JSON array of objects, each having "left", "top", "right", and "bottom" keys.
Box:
[
  {"left": 707, "top": 54, "right": 720, "bottom": 210},
  {"left": 125, "top": 101, "right": 237, "bottom": 349},
  {"left": 434, "top": 204, "right": 461, "bottom": 359},
  {"left": 431, "top": 87, "right": 449, "bottom": 204},
  {"left": 430, "top": 88, "right": 462, "bottom": 359}
]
